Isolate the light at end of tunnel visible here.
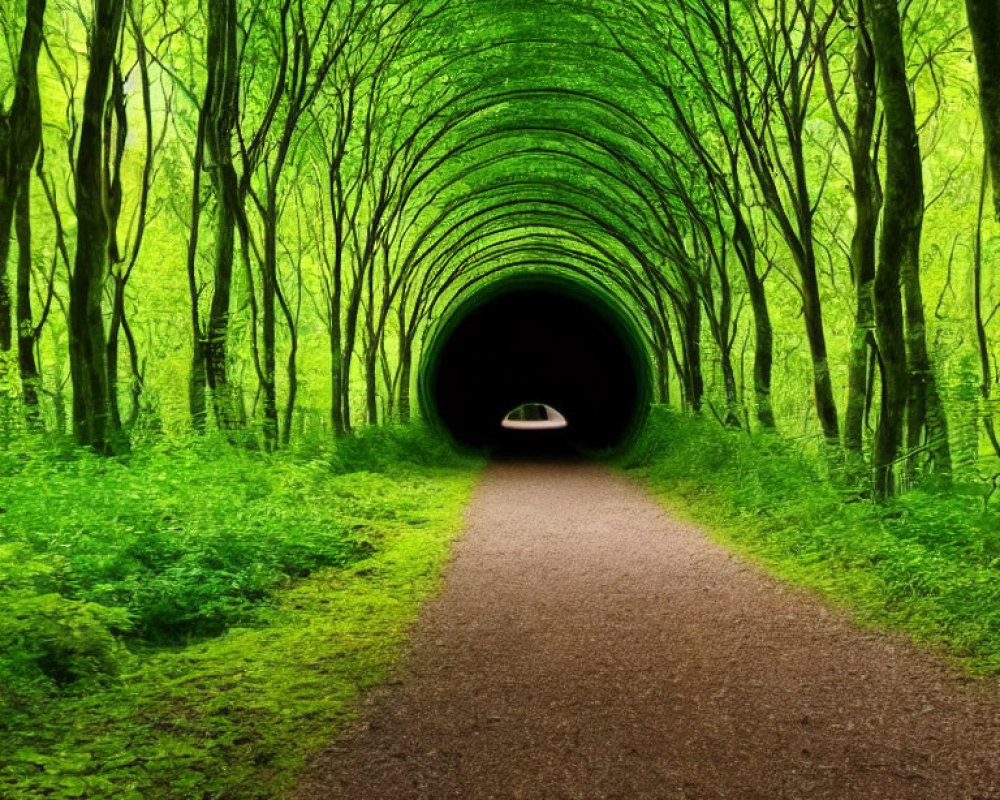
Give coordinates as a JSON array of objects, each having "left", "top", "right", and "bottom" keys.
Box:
[{"left": 502, "top": 403, "right": 569, "bottom": 431}]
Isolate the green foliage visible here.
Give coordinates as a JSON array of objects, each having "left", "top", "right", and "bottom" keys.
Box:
[
  {"left": 0, "top": 592, "right": 131, "bottom": 692},
  {"left": 626, "top": 407, "right": 1000, "bottom": 676},
  {"left": 0, "top": 428, "right": 480, "bottom": 799},
  {"left": 295, "top": 422, "right": 472, "bottom": 472}
]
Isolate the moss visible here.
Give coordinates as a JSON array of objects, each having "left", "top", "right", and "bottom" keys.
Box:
[{"left": 0, "top": 432, "right": 480, "bottom": 800}]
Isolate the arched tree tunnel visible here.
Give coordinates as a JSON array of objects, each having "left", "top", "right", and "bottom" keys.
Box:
[{"left": 420, "top": 276, "right": 652, "bottom": 455}]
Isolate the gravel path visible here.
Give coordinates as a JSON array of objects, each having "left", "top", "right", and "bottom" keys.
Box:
[{"left": 294, "top": 462, "right": 1000, "bottom": 799}]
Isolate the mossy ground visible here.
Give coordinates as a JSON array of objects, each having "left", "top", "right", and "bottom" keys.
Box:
[{"left": 0, "top": 429, "right": 480, "bottom": 800}]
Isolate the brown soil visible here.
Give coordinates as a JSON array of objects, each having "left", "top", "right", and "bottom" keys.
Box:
[{"left": 293, "top": 462, "right": 1000, "bottom": 800}]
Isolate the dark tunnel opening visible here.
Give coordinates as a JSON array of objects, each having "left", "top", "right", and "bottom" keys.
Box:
[{"left": 420, "top": 277, "right": 652, "bottom": 457}]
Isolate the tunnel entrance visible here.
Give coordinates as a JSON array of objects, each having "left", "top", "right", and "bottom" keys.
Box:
[{"left": 420, "top": 276, "right": 651, "bottom": 456}]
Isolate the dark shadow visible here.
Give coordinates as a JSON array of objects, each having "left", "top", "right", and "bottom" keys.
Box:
[{"left": 421, "top": 278, "right": 651, "bottom": 458}]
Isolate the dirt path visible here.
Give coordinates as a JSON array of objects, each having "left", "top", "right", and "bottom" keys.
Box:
[{"left": 294, "top": 462, "right": 1000, "bottom": 800}]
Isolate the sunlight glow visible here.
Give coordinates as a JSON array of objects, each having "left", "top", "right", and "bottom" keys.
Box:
[{"left": 501, "top": 403, "right": 569, "bottom": 431}]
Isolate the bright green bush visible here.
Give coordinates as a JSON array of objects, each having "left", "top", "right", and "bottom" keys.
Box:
[
  {"left": 626, "top": 407, "right": 1000, "bottom": 675},
  {"left": 0, "top": 592, "right": 131, "bottom": 693},
  {"left": 306, "top": 422, "right": 470, "bottom": 471},
  {"left": 0, "top": 425, "right": 472, "bottom": 695},
  {"left": 0, "top": 427, "right": 480, "bottom": 799}
]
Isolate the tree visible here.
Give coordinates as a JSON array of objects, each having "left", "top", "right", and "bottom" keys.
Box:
[
  {"left": 0, "top": 0, "right": 46, "bottom": 354},
  {"left": 68, "top": 0, "right": 126, "bottom": 453},
  {"left": 965, "top": 0, "right": 1000, "bottom": 218},
  {"left": 819, "top": 1, "right": 881, "bottom": 457},
  {"left": 866, "top": 0, "right": 922, "bottom": 495},
  {"left": 702, "top": 0, "right": 842, "bottom": 443},
  {"left": 201, "top": 0, "right": 241, "bottom": 432}
]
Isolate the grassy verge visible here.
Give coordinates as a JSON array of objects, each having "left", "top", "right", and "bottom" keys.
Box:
[
  {"left": 624, "top": 407, "right": 1000, "bottom": 676},
  {"left": 0, "top": 426, "right": 480, "bottom": 799}
]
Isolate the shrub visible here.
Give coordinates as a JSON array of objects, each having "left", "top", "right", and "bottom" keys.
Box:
[
  {"left": 0, "top": 424, "right": 474, "bottom": 701},
  {"left": 0, "top": 592, "right": 131, "bottom": 698}
]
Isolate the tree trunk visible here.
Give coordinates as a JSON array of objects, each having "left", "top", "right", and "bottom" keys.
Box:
[
  {"left": 330, "top": 288, "right": 346, "bottom": 436},
  {"left": 189, "top": 338, "right": 207, "bottom": 433},
  {"left": 186, "top": 84, "right": 207, "bottom": 433},
  {"left": 396, "top": 305, "right": 413, "bottom": 423},
  {"left": 204, "top": 0, "right": 240, "bottom": 432},
  {"left": 398, "top": 332, "right": 413, "bottom": 423},
  {"left": 69, "top": 0, "right": 125, "bottom": 454},
  {"left": 966, "top": 0, "right": 1000, "bottom": 218},
  {"left": 799, "top": 258, "right": 840, "bottom": 443},
  {"left": 102, "top": 55, "right": 129, "bottom": 434},
  {"left": 52, "top": 379, "right": 67, "bottom": 435},
  {"left": 904, "top": 262, "right": 952, "bottom": 476},
  {"left": 656, "top": 346, "right": 670, "bottom": 406},
  {"left": 106, "top": 274, "right": 126, "bottom": 434},
  {"left": 261, "top": 199, "right": 279, "bottom": 450},
  {"left": 720, "top": 348, "right": 740, "bottom": 426},
  {"left": 868, "top": 0, "right": 919, "bottom": 496},
  {"left": 869, "top": 0, "right": 951, "bottom": 480},
  {"left": 747, "top": 278, "right": 774, "bottom": 428},
  {"left": 844, "top": 10, "right": 881, "bottom": 455},
  {"left": 733, "top": 209, "right": 774, "bottom": 428},
  {"left": 12, "top": 0, "right": 45, "bottom": 418},
  {"left": 973, "top": 157, "right": 1000, "bottom": 458},
  {"left": 277, "top": 277, "right": 298, "bottom": 447},
  {"left": 0, "top": 184, "right": 13, "bottom": 353},
  {"left": 0, "top": 0, "right": 47, "bottom": 354},
  {"left": 342, "top": 279, "right": 365, "bottom": 433},
  {"left": 15, "top": 179, "right": 40, "bottom": 419},
  {"left": 680, "top": 294, "right": 703, "bottom": 412},
  {"left": 366, "top": 348, "right": 379, "bottom": 425}
]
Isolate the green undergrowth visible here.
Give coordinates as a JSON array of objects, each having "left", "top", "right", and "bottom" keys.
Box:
[
  {"left": 624, "top": 407, "right": 1000, "bottom": 677},
  {"left": 0, "top": 425, "right": 480, "bottom": 799}
]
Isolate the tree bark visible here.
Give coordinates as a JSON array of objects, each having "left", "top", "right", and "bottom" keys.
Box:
[
  {"left": 203, "top": 0, "right": 241, "bottom": 431},
  {"left": 342, "top": 276, "right": 365, "bottom": 433},
  {"left": 69, "top": 0, "right": 126, "bottom": 454},
  {"left": 800, "top": 261, "right": 840, "bottom": 442},
  {"left": 656, "top": 346, "right": 670, "bottom": 406},
  {"left": 733, "top": 212, "right": 775, "bottom": 429},
  {"left": 679, "top": 293, "right": 703, "bottom": 412},
  {"left": 0, "top": 147, "right": 13, "bottom": 352},
  {"left": 398, "top": 332, "right": 413, "bottom": 423},
  {"left": 720, "top": 350, "right": 740, "bottom": 426},
  {"left": 973, "top": 156, "right": 1000, "bottom": 457},
  {"left": 966, "top": 0, "right": 1000, "bottom": 219},
  {"left": 261, "top": 194, "right": 279, "bottom": 450},
  {"left": 186, "top": 104, "right": 208, "bottom": 433},
  {"left": 330, "top": 280, "right": 345, "bottom": 435},
  {"left": 0, "top": 0, "right": 47, "bottom": 353},
  {"left": 867, "top": 0, "right": 918, "bottom": 496},
  {"left": 15, "top": 177, "right": 40, "bottom": 419},
  {"left": 104, "top": 60, "right": 128, "bottom": 434},
  {"left": 277, "top": 270, "right": 298, "bottom": 447},
  {"left": 904, "top": 256, "right": 952, "bottom": 476},
  {"left": 843, "top": 8, "right": 882, "bottom": 456},
  {"left": 365, "top": 346, "right": 379, "bottom": 425}
]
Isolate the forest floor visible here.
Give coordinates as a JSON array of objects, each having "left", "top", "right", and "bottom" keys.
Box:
[
  {"left": 293, "top": 460, "right": 1000, "bottom": 800},
  {"left": 0, "top": 429, "right": 480, "bottom": 800}
]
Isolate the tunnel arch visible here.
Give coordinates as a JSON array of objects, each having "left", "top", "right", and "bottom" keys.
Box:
[{"left": 419, "top": 273, "right": 653, "bottom": 456}]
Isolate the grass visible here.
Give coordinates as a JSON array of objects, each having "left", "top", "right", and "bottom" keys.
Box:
[
  {"left": 623, "top": 407, "right": 1000, "bottom": 677},
  {"left": 0, "top": 426, "right": 481, "bottom": 799}
]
